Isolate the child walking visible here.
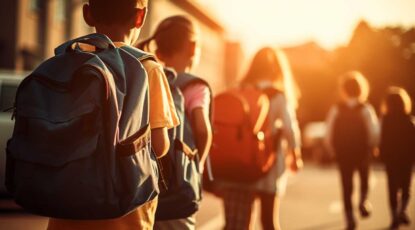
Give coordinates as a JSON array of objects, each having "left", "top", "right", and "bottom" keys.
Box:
[
  {"left": 325, "top": 71, "right": 379, "bottom": 230},
  {"left": 138, "top": 15, "right": 213, "bottom": 230},
  {"left": 47, "top": 0, "right": 179, "bottom": 229},
  {"left": 379, "top": 87, "right": 415, "bottom": 229},
  {"left": 219, "top": 47, "right": 303, "bottom": 230}
]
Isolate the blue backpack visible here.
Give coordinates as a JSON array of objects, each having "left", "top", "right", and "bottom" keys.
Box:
[
  {"left": 152, "top": 69, "right": 212, "bottom": 220},
  {"left": 5, "top": 34, "right": 159, "bottom": 219}
]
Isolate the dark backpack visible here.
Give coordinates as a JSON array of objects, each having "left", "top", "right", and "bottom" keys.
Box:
[
  {"left": 332, "top": 102, "right": 369, "bottom": 158},
  {"left": 379, "top": 114, "right": 415, "bottom": 163},
  {"left": 175, "top": 73, "right": 215, "bottom": 183},
  {"left": 5, "top": 33, "right": 159, "bottom": 219},
  {"left": 151, "top": 71, "right": 213, "bottom": 220}
]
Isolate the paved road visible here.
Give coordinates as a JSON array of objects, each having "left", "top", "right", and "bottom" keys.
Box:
[{"left": 1, "top": 163, "right": 414, "bottom": 230}]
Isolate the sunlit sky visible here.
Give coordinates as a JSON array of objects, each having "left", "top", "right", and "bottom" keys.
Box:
[{"left": 196, "top": 0, "right": 415, "bottom": 53}]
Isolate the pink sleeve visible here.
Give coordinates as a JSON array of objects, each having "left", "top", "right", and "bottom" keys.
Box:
[{"left": 182, "top": 83, "right": 211, "bottom": 115}]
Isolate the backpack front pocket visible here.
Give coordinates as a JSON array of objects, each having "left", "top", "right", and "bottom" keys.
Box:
[
  {"left": 115, "top": 124, "right": 159, "bottom": 210},
  {"left": 9, "top": 104, "right": 100, "bottom": 166}
]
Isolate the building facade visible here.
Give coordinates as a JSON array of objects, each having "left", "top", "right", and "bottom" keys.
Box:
[{"left": 0, "top": 0, "right": 243, "bottom": 93}]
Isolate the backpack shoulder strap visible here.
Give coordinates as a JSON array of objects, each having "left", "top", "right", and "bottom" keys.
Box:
[
  {"left": 163, "top": 67, "right": 178, "bottom": 86},
  {"left": 119, "top": 45, "right": 156, "bottom": 62},
  {"left": 175, "top": 73, "right": 210, "bottom": 91},
  {"left": 175, "top": 72, "right": 213, "bottom": 117}
]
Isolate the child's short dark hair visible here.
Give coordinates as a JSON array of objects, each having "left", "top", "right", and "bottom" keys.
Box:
[
  {"left": 88, "top": 0, "right": 147, "bottom": 25},
  {"left": 339, "top": 71, "right": 369, "bottom": 102},
  {"left": 382, "top": 87, "right": 412, "bottom": 115}
]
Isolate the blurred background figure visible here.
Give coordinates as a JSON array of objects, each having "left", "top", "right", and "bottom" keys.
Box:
[
  {"left": 379, "top": 87, "right": 415, "bottom": 230},
  {"left": 324, "top": 71, "right": 379, "bottom": 230},
  {"left": 217, "top": 47, "right": 302, "bottom": 230}
]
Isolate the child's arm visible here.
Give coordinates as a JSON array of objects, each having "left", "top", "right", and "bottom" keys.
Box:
[
  {"left": 151, "top": 127, "right": 170, "bottom": 158},
  {"left": 323, "top": 106, "right": 337, "bottom": 159},
  {"left": 191, "top": 108, "right": 212, "bottom": 172},
  {"left": 363, "top": 104, "right": 380, "bottom": 149},
  {"left": 144, "top": 61, "right": 180, "bottom": 158},
  {"left": 286, "top": 148, "right": 303, "bottom": 173},
  {"left": 182, "top": 83, "right": 212, "bottom": 172},
  {"left": 274, "top": 95, "right": 303, "bottom": 172}
]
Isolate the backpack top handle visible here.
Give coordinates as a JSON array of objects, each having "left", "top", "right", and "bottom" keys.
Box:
[{"left": 54, "top": 33, "right": 116, "bottom": 55}]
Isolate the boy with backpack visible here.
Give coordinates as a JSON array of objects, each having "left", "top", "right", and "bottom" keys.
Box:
[
  {"left": 325, "top": 71, "right": 379, "bottom": 230},
  {"left": 6, "top": 0, "right": 179, "bottom": 229}
]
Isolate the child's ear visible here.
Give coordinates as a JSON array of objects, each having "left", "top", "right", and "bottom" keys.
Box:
[
  {"left": 134, "top": 8, "right": 147, "bottom": 28},
  {"left": 188, "top": 41, "right": 197, "bottom": 57},
  {"left": 82, "top": 4, "right": 95, "bottom": 27}
]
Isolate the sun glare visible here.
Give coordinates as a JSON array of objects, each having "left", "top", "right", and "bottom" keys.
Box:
[{"left": 198, "top": 0, "right": 415, "bottom": 53}]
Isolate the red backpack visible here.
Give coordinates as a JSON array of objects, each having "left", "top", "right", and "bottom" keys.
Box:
[{"left": 210, "top": 86, "right": 281, "bottom": 183}]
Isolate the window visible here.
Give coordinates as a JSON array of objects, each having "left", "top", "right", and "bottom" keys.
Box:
[{"left": 55, "top": 0, "right": 67, "bottom": 21}]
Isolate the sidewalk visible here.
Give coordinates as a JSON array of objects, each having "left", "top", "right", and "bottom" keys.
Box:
[{"left": 196, "top": 163, "right": 415, "bottom": 230}]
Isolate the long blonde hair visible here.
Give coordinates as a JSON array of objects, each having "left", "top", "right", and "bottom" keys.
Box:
[{"left": 241, "top": 47, "right": 300, "bottom": 109}]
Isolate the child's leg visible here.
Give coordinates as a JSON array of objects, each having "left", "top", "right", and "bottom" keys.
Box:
[
  {"left": 338, "top": 162, "right": 356, "bottom": 228},
  {"left": 386, "top": 165, "right": 400, "bottom": 227},
  {"left": 400, "top": 164, "right": 412, "bottom": 212},
  {"left": 386, "top": 166, "right": 399, "bottom": 212},
  {"left": 222, "top": 187, "right": 256, "bottom": 230},
  {"left": 339, "top": 163, "right": 354, "bottom": 214},
  {"left": 258, "top": 192, "right": 279, "bottom": 230},
  {"left": 397, "top": 164, "right": 412, "bottom": 225},
  {"left": 358, "top": 158, "right": 369, "bottom": 203}
]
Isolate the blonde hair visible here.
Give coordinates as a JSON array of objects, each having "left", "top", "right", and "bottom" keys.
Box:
[
  {"left": 381, "top": 86, "right": 412, "bottom": 115},
  {"left": 339, "top": 71, "right": 369, "bottom": 102},
  {"left": 241, "top": 47, "right": 300, "bottom": 109}
]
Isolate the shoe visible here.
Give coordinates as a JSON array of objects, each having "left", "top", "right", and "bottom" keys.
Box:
[
  {"left": 399, "top": 212, "right": 410, "bottom": 225},
  {"left": 359, "top": 200, "right": 372, "bottom": 218}
]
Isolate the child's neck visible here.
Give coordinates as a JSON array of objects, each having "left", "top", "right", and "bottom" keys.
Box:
[
  {"left": 95, "top": 25, "right": 139, "bottom": 46},
  {"left": 163, "top": 56, "right": 191, "bottom": 74}
]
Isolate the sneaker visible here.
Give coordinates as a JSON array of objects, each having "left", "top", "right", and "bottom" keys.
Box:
[
  {"left": 399, "top": 212, "right": 410, "bottom": 225},
  {"left": 359, "top": 200, "right": 372, "bottom": 218}
]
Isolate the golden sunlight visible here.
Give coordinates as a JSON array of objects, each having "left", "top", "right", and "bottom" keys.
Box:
[{"left": 198, "top": 0, "right": 415, "bottom": 52}]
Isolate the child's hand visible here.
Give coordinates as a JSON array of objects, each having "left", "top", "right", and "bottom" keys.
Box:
[
  {"left": 290, "top": 156, "right": 303, "bottom": 173},
  {"left": 286, "top": 149, "right": 303, "bottom": 173}
]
